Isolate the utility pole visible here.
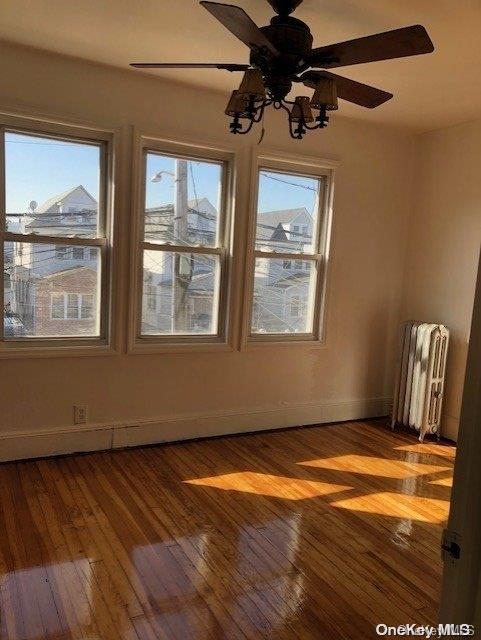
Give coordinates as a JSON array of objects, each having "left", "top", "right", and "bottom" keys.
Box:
[{"left": 172, "top": 159, "right": 191, "bottom": 332}]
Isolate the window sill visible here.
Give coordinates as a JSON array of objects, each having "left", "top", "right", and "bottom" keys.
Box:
[
  {"left": 242, "top": 337, "right": 327, "bottom": 350},
  {"left": 128, "top": 338, "right": 234, "bottom": 355},
  {"left": 0, "top": 341, "right": 118, "bottom": 359}
]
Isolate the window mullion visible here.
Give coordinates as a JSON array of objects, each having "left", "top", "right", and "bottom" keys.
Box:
[
  {"left": 3, "top": 232, "right": 106, "bottom": 247},
  {"left": 141, "top": 241, "right": 223, "bottom": 256},
  {"left": 254, "top": 250, "right": 320, "bottom": 261}
]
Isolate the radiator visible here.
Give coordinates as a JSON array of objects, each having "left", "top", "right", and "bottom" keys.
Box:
[{"left": 391, "top": 322, "right": 449, "bottom": 441}]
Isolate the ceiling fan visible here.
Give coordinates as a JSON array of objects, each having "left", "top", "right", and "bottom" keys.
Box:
[{"left": 130, "top": 0, "right": 434, "bottom": 140}]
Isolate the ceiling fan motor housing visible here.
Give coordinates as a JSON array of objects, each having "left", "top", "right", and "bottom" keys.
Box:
[{"left": 250, "top": 15, "right": 313, "bottom": 99}]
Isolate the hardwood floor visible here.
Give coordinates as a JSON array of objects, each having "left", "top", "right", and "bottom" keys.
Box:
[{"left": 0, "top": 420, "right": 455, "bottom": 640}]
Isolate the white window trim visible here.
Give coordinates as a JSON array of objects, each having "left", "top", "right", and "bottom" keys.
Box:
[
  {"left": 240, "top": 149, "right": 338, "bottom": 348},
  {"left": 0, "top": 112, "right": 118, "bottom": 358},
  {"left": 127, "top": 132, "right": 239, "bottom": 354}
]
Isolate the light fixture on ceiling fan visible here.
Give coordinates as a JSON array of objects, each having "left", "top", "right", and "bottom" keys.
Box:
[{"left": 130, "top": 0, "right": 434, "bottom": 140}]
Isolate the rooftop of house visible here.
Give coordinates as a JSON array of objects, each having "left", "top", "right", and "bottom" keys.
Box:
[
  {"left": 36, "top": 185, "right": 96, "bottom": 213},
  {"left": 257, "top": 207, "right": 311, "bottom": 228}
]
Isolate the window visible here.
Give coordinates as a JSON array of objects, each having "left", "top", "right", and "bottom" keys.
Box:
[
  {"left": 50, "top": 293, "right": 95, "bottom": 320},
  {"left": 1, "top": 125, "right": 111, "bottom": 345},
  {"left": 290, "top": 295, "right": 302, "bottom": 318},
  {"left": 55, "top": 245, "right": 68, "bottom": 259},
  {"left": 136, "top": 143, "right": 231, "bottom": 343},
  {"left": 72, "top": 247, "right": 85, "bottom": 260},
  {"left": 249, "top": 161, "right": 333, "bottom": 340}
]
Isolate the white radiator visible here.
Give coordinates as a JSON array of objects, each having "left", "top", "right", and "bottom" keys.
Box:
[{"left": 391, "top": 322, "right": 449, "bottom": 441}]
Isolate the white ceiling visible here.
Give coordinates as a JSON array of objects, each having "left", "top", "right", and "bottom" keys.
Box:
[{"left": 0, "top": 0, "right": 480, "bottom": 132}]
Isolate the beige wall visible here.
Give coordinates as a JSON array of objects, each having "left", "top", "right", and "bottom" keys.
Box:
[
  {"left": 0, "top": 42, "right": 416, "bottom": 460},
  {"left": 401, "top": 119, "right": 481, "bottom": 441}
]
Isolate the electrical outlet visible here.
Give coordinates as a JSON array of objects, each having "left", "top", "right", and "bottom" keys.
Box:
[{"left": 73, "top": 404, "right": 88, "bottom": 425}]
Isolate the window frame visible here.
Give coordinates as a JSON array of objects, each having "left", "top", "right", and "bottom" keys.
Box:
[
  {"left": 242, "top": 151, "right": 337, "bottom": 347},
  {"left": 0, "top": 113, "right": 116, "bottom": 357},
  {"left": 128, "top": 134, "right": 237, "bottom": 353}
]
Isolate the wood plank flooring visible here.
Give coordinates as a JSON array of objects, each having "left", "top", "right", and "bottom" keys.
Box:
[{"left": 0, "top": 420, "right": 455, "bottom": 639}]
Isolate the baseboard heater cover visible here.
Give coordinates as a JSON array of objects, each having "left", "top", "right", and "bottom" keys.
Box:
[{"left": 391, "top": 321, "right": 449, "bottom": 441}]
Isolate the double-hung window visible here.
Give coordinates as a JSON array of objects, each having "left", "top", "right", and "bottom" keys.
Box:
[
  {"left": 248, "top": 156, "right": 334, "bottom": 342},
  {"left": 134, "top": 139, "right": 233, "bottom": 347},
  {"left": 1, "top": 122, "right": 112, "bottom": 348}
]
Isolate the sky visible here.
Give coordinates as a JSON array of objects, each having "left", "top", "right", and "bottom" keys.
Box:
[
  {"left": 5, "top": 132, "right": 100, "bottom": 213},
  {"left": 5, "top": 133, "right": 321, "bottom": 216}
]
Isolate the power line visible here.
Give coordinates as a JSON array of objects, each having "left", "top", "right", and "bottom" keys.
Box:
[{"left": 261, "top": 172, "right": 321, "bottom": 193}]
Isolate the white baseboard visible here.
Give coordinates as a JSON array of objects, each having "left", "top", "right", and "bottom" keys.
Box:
[{"left": 0, "top": 397, "right": 391, "bottom": 463}]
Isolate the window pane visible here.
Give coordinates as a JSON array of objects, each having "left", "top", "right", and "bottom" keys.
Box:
[
  {"left": 51, "top": 293, "right": 64, "bottom": 319},
  {"left": 144, "top": 153, "right": 222, "bottom": 247},
  {"left": 255, "top": 170, "right": 324, "bottom": 254},
  {"left": 3, "top": 241, "right": 100, "bottom": 338},
  {"left": 5, "top": 132, "right": 102, "bottom": 239},
  {"left": 66, "top": 293, "right": 79, "bottom": 319},
  {"left": 81, "top": 294, "right": 94, "bottom": 320},
  {"left": 141, "top": 251, "right": 220, "bottom": 336},
  {"left": 251, "top": 257, "right": 317, "bottom": 334}
]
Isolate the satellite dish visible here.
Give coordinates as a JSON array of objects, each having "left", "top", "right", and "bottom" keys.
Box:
[{"left": 29, "top": 200, "right": 38, "bottom": 213}]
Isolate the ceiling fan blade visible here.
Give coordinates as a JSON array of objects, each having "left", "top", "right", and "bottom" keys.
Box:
[
  {"left": 301, "top": 70, "right": 393, "bottom": 108},
  {"left": 309, "top": 25, "right": 434, "bottom": 69},
  {"left": 200, "top": 1, "right": 279, "bottom": 57},
  {"left": 130, "top": 63, "right": 250, "bottom": 71}
]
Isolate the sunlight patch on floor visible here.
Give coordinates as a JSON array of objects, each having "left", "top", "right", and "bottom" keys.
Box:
[
  {"left": 395, "top": 443, "right": 456, "bottom": 458},
  {"left": 184, "top": 472, "right": 352, "bottom": 500},
  {"left": 331, "top": 491, "right": 450, "bottom": 523},
  {"left": 297, "top": 454, "right": 450, "bottom": 479},
  {"left": 429, "top": 477, "right": 453, "bottom": 487}
]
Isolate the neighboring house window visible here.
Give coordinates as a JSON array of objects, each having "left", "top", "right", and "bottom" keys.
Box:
[
  {"left": 55, "top": 245, "right": 68, "bottom": 259},
  {"left": 1, "top": 125, "right": 111, "bottom": 344},
  {"left": 136, "top": 142, "right": 232, "bottom": 343},
  {"left": 290, "top": 295, "right": 302, "bottom": 318},
  {"left": 72, "top": 247, "right": 85, "bottom": 260},
  {"left": 50, "top": 293, "right": 95, "bottom": 320},
  {"left": 51, "top": 293, "right": 65, "bottom": 319},
  {"left": 249, "top": 163, "right": 333, "bottom": 340}
]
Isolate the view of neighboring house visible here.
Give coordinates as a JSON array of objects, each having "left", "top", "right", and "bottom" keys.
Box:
[
  {"left": 254, "top": 207, "right": 313, "bottom": 333},
  {"left": 141, "top": 200, "right": 314, "bottom": 334},
  {"left": 5, "top": 187, "right": 314, "bottom": 336},
  {"left": 5, "top": 185, "right": 98, "bottom": 337},
  {"left": 141, "top": 197, "right": 220, "bottom": 334}
]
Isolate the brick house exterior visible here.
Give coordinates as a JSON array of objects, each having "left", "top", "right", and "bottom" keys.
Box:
[{"left": 33, "top": 266, "right": 98, "bottom": 337}]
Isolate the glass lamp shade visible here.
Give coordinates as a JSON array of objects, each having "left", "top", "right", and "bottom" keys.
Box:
[
  {"left": 290, "top": 96, "right": 314, "bottom": 123},
  {"left": 225, "top": 90, "right": 250, "bottom": 118},
  {"left": 310, "top": 78, "right": 338, "bottom": 110},
  {"left": 237, "top": 69, "right": 266, "bottom": 100}
]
